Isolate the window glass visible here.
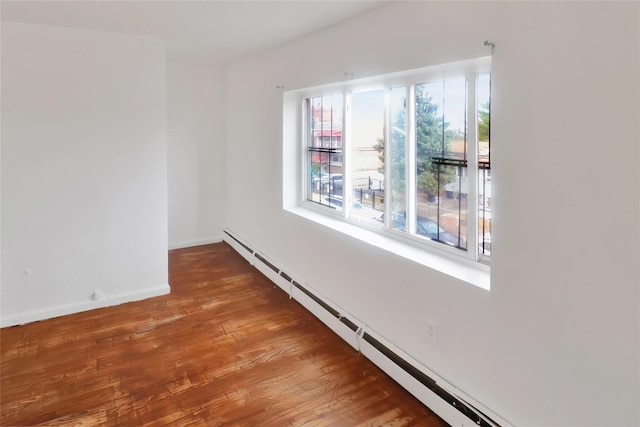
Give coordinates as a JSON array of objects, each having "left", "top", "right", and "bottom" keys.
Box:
[
  {"left": 307, "top": 94, "right": 343, "bottom": 207},
  {"left": 477, "top": 73, "right": 491, "bottom": 257},
  {"left": 415, "top": 79, "right": 467, "bottom": 249},
  {"left": 388, "top": 87, "right": 407, "bottom": 232},
  {"left": 351, "top": 89, "right": 385, "bottom": 225}
]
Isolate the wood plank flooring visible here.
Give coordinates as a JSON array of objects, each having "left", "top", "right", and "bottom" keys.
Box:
[{"left": 1, "top": 242, "right": 448, "bottom": 426}]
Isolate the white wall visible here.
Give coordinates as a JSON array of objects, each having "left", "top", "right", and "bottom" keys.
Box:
[
  {"left": 167, "top": 62, "right": 225, "bottom": 249},
  {"left": 1, "top": 23, "right": 169, "bottom": 326},
  {"left": 225, "top": 2, "right": 639, "bottom": 426}
]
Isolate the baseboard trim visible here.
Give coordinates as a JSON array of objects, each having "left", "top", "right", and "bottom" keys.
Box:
[
  {"left": 168, "top": 236, "right": 223, "bottom": 250},
  {"left": 1, "top": 284, "right": 171, "bottom": 328}
]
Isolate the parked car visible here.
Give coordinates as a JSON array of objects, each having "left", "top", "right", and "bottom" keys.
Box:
[
  {"left": 310, "top": 173, "right": 342, "bottom": 193},
  {"left": 379, "top": 212, "right": 462, "bottom": 247},
  {"left": 329, "top": 174, "right": 343, "bottom": 192},
  {"left": 311, "top": 173, "right": 330, "bottom": 191},
  {"left": 324, "top": 195, "right": 381, "bottom": 224}
]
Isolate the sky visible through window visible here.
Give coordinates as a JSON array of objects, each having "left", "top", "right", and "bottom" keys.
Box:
[{"left": 351, "top": 76, "right": 490, "bottom": 135}]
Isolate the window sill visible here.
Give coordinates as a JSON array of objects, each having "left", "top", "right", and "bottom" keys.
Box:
[{"left": 286, "top": 206, "right": 490, "bottom": 291}]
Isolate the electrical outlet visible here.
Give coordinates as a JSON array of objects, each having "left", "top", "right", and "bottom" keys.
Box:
[{"left": 425, "top": 319, "right": 438, "bottom": 344}]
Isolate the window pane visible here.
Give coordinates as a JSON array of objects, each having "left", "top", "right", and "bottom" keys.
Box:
[
  {"left": 307, "top": 94, "right": 343, "bottom": 207},
  {"left": 477, "top": 73, "right": 491, "bottom": 256},
  {"left": 388, "top": 87, "right": 407, "bottom": 231},
  {"left": 478, "top": 169, "right": 491, "bottom": 256},
  {"left": 351, "top": 89, "right": 385, "bottom": 225},
  {"left": 415, "top": 79, "right": 467, "bottom": 249}
]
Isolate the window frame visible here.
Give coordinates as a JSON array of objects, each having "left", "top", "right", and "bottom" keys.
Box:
[{"left": 296, "top": 57, "right": 492, "bottom": 266}]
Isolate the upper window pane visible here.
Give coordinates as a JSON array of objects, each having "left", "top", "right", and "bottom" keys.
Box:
[{"left": 309, "top": 95, "right": 343, "bottom": 149}]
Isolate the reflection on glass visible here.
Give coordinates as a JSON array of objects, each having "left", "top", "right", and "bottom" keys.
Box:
[
  {"left": 389, "top": 87, "right": 407, "bottom": 231},
  {"left": 351, "top": 90, "right": 385, "bottom": 225}
]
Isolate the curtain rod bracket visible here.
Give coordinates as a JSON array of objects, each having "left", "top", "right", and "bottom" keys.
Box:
[{"left": 484, "top": 40, "right": 495, "bottom": 54}]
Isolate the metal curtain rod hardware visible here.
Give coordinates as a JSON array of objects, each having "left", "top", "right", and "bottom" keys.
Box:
[{"left": 484, "top": 40, "right": 495, "bottom": 54}]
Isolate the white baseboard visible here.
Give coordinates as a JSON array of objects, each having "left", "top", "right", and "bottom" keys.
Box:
[
  {"left": 1, "top": 284, "right": 170, "bottom": 328},
  {"left": 168, "top": 236, "right": 223, "bottom": 250}
]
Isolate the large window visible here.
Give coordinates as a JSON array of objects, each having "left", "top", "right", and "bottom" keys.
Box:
[{"left": 302, "top": 58, "right": 491, "bottom": 264}]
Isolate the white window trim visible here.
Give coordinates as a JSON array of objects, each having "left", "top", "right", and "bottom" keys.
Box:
[{"left": 282, "top": 57, "right": 491, "bottom": 290}]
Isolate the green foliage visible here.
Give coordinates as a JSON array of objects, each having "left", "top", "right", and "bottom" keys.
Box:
[
  {"left": 374, "top": 85, "right": 457, "bottom": 196},
  {"left": 478, "top": 102, "right": 490, "bottom": 142},
  {"left": 373, "top": 136, "right": 385, "bottom": 175}
]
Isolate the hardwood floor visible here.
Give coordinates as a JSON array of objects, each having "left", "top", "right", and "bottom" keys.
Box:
[{"left": 1, "top": 242, "right": 447, "bottom": 426}]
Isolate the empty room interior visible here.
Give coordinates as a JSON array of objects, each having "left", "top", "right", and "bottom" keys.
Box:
[{"left": 1, "top": 1, "right": 639, "bottom": 426}]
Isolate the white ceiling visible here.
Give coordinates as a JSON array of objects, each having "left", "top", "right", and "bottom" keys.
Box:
[{"left": 0, "top": 0, "right": 387, "bottom": 66}]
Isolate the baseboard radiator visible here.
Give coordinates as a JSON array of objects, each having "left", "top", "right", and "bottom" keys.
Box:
[{"left": 223, "top": 229, "right": 510, "bottom": 427}]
